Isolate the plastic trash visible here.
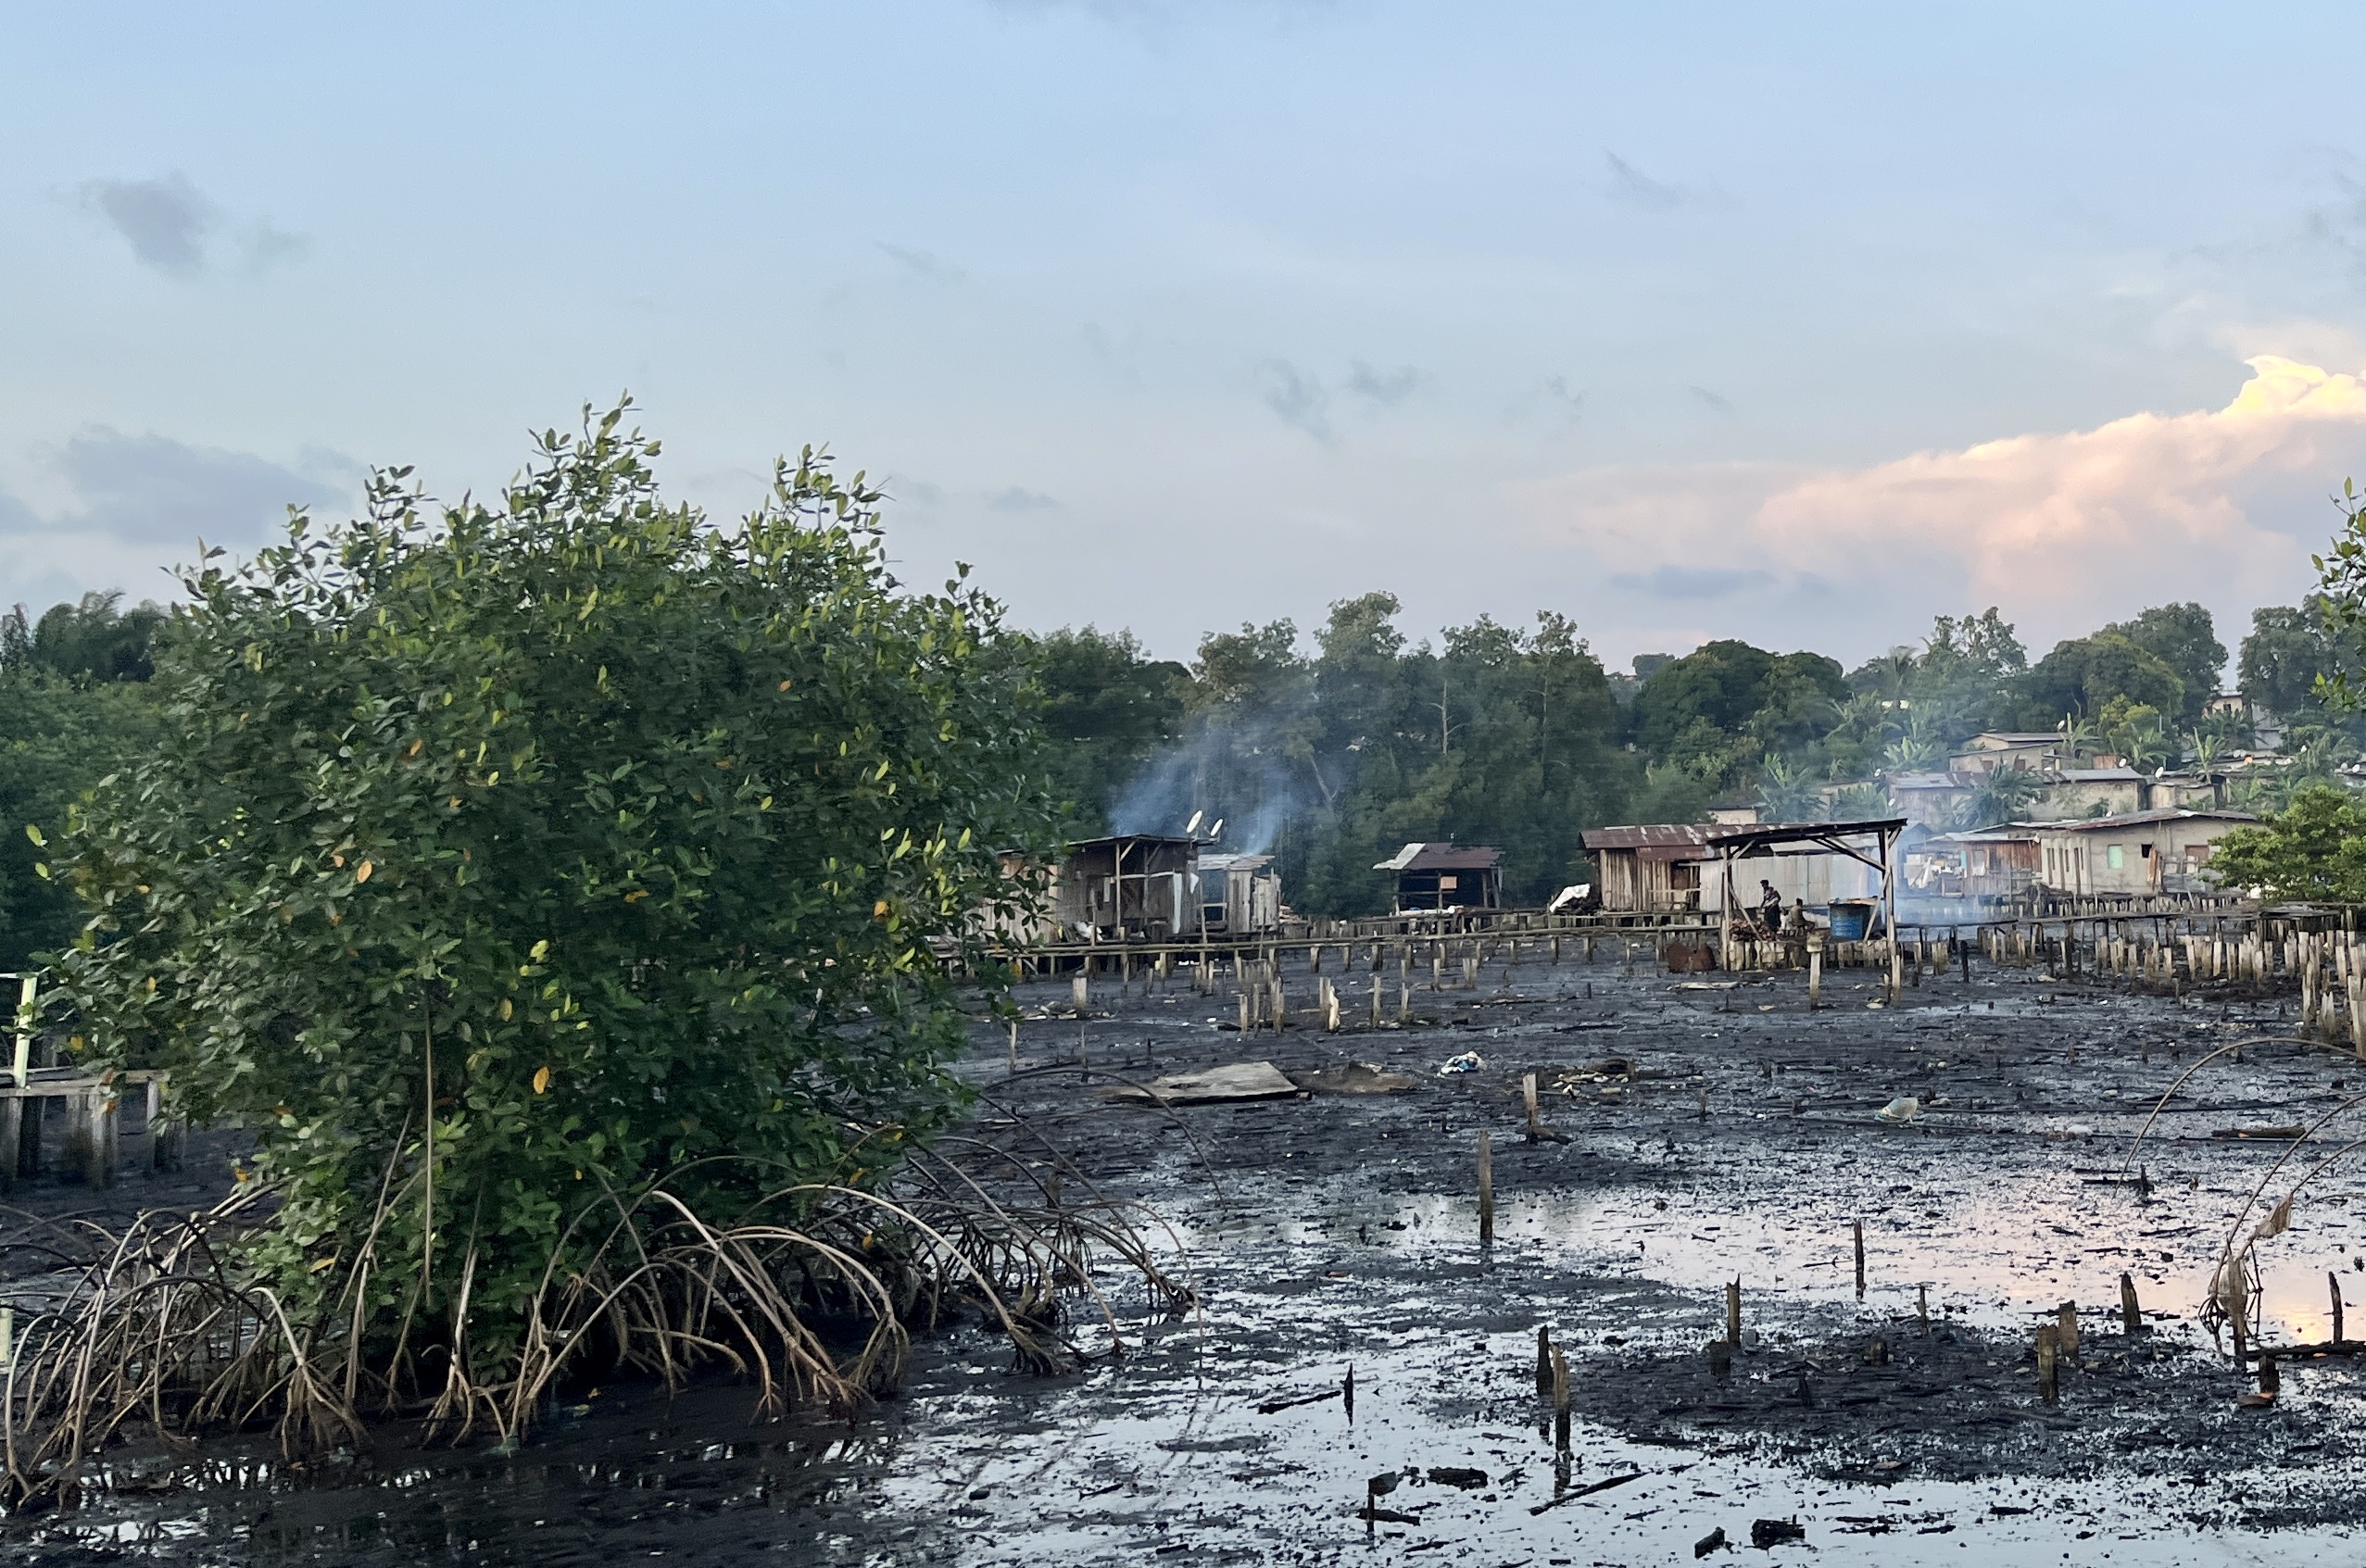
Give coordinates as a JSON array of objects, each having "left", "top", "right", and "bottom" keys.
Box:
[
  {"left": 1876, "top": 1096, "right": 1919, "bottom": 1124},
  {"left": 1437, "top": 1051, "right": 1486, "bottom": 1076}
]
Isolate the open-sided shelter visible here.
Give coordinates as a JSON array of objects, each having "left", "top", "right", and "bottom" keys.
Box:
[{"left": 1374, "top": 843, "right": 1504, "bottom": 912}]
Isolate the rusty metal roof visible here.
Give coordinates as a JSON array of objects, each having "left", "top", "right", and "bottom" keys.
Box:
[
  {"left": 1373, "top": 842, "right": 1504, "bottom": 872},
  {"left": 1579, "top": 824, "right": 1712, "bottom": 851}
]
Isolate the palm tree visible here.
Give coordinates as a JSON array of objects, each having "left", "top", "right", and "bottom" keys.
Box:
[
  {"left": 2057, "top": 715, "right": 2096, "bottom": 766},
  {"left": 1756, "top": 756, "right": 1824, "bottom": 822},
  {"left": 2111, "top": 716, "right": 2171, "bottom": 772}
]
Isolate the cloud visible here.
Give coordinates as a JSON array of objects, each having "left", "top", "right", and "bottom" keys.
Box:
[
  {"left": 82, "top": 173, "right": 214, "bottom": 274},
  {"left": 1606, "top": 565, "right": 1775, "bottom": 599},
  {"left": 886, "top": 474, "right": 946, "bottom": 507},
  {"left": 1507, "top": 357, "right": 2366, "bottom": 655},
  {"left": 1345, "top": 359, "right": 1429, "bottom": 407},
  {"left": 46, "top": 429, "right": 347, "bottom": 544},
  {"left": 876, "top": 241, "right": 963, "bottom": 282},
  {"left": 1605, "top": 151, "right": 1694, "bottom": 213},
  {"left": 1259, "top": 358, "right": 1331, "bottom": 440},
  {"left": 240, "top": 220, "right": 311, "bottom": 273},
  {"left": 79, "top": 172, "right": 307, "bottom": 277},
  {"left": 985, "top": 485, "right": 1060, "bottom": 511}
]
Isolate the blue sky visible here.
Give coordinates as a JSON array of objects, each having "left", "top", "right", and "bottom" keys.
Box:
[{"left": 11, "top": 2, "right": 2366, "bottom": 675}]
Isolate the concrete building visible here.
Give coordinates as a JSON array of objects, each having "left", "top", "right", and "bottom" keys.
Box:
[
  {"left": 1949, "top": 732, "right": 2068, "bottom": 775},
  {"left": 2030, "top": 809, "right": 2256, "bottom": 897},
  {"left": 2025, "top": 766, "right": 2146, "bottom": 822}
]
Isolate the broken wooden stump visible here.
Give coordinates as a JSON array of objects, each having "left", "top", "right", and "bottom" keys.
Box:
[
  {"left": 1477, "top": 1131, "right": 1494, "bottom": 1244},
  {"left": 1550, "top": 1345, "right": 1571, "bottom": 1452},
  {"left": 2121, "top": 1272, "right": 2143, "bottom": 1335},
  {"left": 2036, "top": 1323, "right": 2060, "bottom": 1404}
]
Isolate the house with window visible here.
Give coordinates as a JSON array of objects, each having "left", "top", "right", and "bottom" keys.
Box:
[
  {"left": 2028, "top": 809, "right": 2255, "bottom": 897},
  {"left": 2025, "top": 766, "right": 2145, "bottom": 822}
]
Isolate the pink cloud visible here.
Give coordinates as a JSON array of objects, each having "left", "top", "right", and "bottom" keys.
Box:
[{"left": 1507, "top": 358, "right": 2366, "bottom": 657}]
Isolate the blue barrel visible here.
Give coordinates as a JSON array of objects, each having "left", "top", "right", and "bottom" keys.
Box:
[{"left": 1827, "top": 900, "right": 1877, "bottom": 942}]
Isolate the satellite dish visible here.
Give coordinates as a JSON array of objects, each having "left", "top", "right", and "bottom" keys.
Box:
[
  {"left": 1186, "top": 809, "right": 1203, "bottom": 834},
  {"left": 1210, "top": 818, "right": 1225, "bottom": 839}
]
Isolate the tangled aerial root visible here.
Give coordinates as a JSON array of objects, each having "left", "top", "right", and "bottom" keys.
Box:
[{"left": 0, "top": 1127, "right": 1193, "bottom": 1509}]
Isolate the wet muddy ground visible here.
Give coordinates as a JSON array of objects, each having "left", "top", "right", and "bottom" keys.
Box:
[{"left": 12, "top": 946, "right": 2366, "bottom": 1563}]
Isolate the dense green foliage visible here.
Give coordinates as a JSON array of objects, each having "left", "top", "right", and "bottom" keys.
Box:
[
  {"left": 0, "top": 595, "right": 165, "bottom": 970},
  {"left": 2209, "top": 785, "right": 2366, "bottom": 900},
  {"left": 54, "top": 410, "right": 1056, "bottom": 1374},
  {"left": 1024, "top": 590, "right": 2282, "bottom": 913}
]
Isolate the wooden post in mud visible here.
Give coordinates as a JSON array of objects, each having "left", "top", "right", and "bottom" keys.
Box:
[
  {"left": 1523, "top": 1073, "right": 1542, "bottom": 1140},
  {"left": 1550, "top": 1346, "right": 1571, "bottom": 1452},
  {"left": 1477, "top": 1131, "right": 1495, "bottom": 1243},
  {"left": 1072, "top": 973, "right": 1089, "bottom": 1012},
  {"left": 1536, "top": 1326, "right": 1554, "bottom": 1394},
  {"left": 1007, "top": 1018, "right": 1018, "bottom": 1070},
  {"left": 1918, "top": 1284, "right": 1929, "bottom": 1334},
  {"left": 2121, "top": 1273, "right": 2142, "bottom": 1336},
  {"left": 1853, "top": 1220, "right": 1866, "bottom": 1296},
  {"left": 1370, "top": 974, "right": 1383, "bottom": 1027},
  {"left": 1397, "top": 983, "right": 1410, "bottom": 1023},
  {"left": 1726, "top": 1279, "right": 1742, "bottom": 1348},
  {"left": 2036, "top": 1323, "right": 2059, "bottom": 1404},
  {"left": 2058, "top": 1300, "right": 2080, "bottom": 1359},
  {"left": 2334, "top": 1273, "right": 2347, "bottom": 1344}
]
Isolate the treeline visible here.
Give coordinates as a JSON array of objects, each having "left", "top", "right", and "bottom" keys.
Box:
[
  {"left": 1031, "top": 596, "right": 2366, "bottom": 917},
  {"left": 7, "top": 582, "right": 2365, "bottom": 948}
]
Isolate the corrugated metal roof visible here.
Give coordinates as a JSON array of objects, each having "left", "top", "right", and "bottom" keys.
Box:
[
  {"left": 1198, "top": 852, "right": 1274, "bottom": 872},
  {"left": 1578, "top": 824, "right": 1712, "bottom": 851},
  {"left": 1373, "top": 842, "right": 1504, "bottom": 872},
  {"left": 2060, "top": 767, "right": 2143, "bottom": 782},
  {"left": 2030, "top": 809, "right": 2257, "bottom": 834},
  {"left": 1581, "top": 821, "right": 1905, "bottom": 855}
]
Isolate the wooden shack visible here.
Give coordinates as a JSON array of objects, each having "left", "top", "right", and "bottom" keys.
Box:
[
  {"left": 1196, "top": 851, "right": 1282, "bottom": 936},
  {"left": 1579, "top": 823, "right": 1711, "bottom": 913},
  {"left": 1053, "top": 834, "right": 1202, "bottom": 940},
  {"left": 1374, "top": 842, "right": 1503, "bottom": 912}
]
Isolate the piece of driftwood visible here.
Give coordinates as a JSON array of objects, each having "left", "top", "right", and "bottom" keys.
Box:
[{"left": 2212, "top": 1126, "right": 2309, "bottom": 1141}]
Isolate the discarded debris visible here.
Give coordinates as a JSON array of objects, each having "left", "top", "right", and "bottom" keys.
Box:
[
  {"left": 1876, "top": 1096, "right": 1920, "bottom": 1125},
  {"left": 1285, "top": 1062, "right": 1418, "bottom": 1095},
  {"left": 1693, "top": 1524, "right": 1730, "bottom": 1558},
  {"left": 1426, "top": 1466, "right": 1488, "bottom": 1489},
  {"left": 1437, "top": 1051, "right": 1486, "bottom": 1076},
  {"left": 1750, "top": 1516, "right": 1806, "bottom": 1548},
  {"left": 1106, "top": 1061, "right": 1299, "bottom": 1105},
  {"left": 2212, "top": 1126, "right": 2309, "bottom": 1141},
  {"left": 1526, "top": 1470, "right": 1643, "bottom": 1514}
]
